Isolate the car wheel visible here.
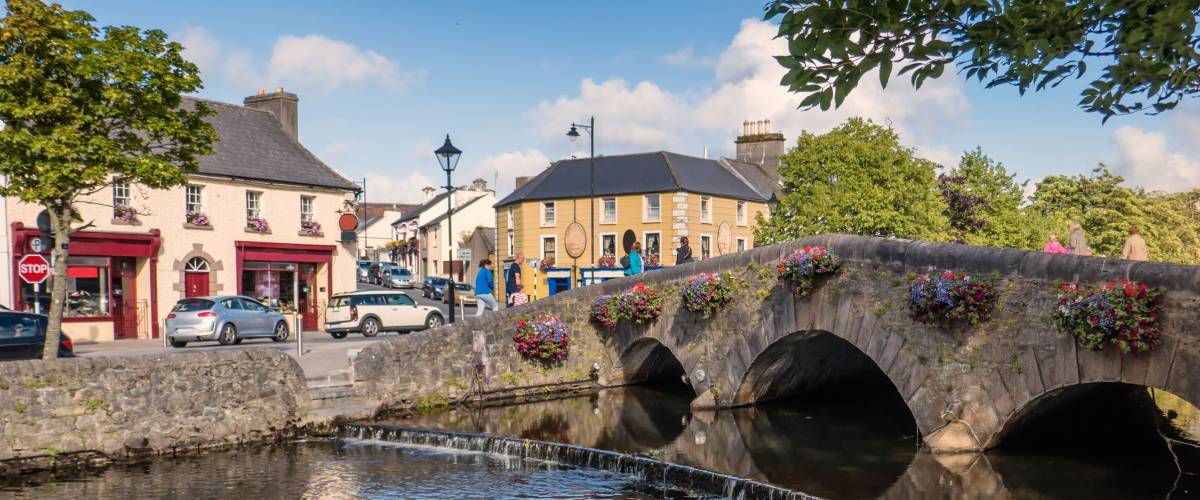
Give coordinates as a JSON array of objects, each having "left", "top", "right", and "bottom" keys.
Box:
[
  {"left": 425, "top": 313, "right": 443, "bottom": 330},
  {"left": 169, "top": 339, "right": 187, "bottom": 348},
  {"left": 272, "top": 321, "right": 290, "bottom": 342},
  {"left": 361, "top": 317, "right": 381, "bottom": 337},
  {"left": 330, "top": 331, "right": 348, "bottom": 339},
  {"left": 218, "top": 323, "right": 237, "bottom": 346}
]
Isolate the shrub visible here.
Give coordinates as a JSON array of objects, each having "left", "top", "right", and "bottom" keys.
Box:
[
  {"left": 589, "top": 294, "right": 619, "bottom": 330},
  {"left": 1053, "top": 280, "right": 1161, "bottom": 354},
  {"left": 778, "top": 246, "right": 841, "bottom": 297},
  {"left": 907, "top": 269, "right": 995, "bottom": 327},
  {"left": 616, "top": 282, "right": 663, "bottom": 324},
  {"left": 681, "top": 272, "right": 736, "bottom": 318},
  {"left": 513, "top": 314, "right": 569, "bottom": 364}
]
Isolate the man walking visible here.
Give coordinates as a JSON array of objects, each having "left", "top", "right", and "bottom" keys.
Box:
[
  {"left": 505, "top": 254, "right": 524, "bottom": 306},
  {"left": 475, "top": 259, "right": 498, "bottom": 316}
]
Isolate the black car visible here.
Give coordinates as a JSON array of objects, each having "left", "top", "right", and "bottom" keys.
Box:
[
  {"left": 426, "top": 277, "right": 449, "bottom": 300},
  {"left": 0, "top": 312, "right": 74, "bottom": 361}
]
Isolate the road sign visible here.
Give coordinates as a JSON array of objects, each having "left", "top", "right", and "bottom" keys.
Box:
[
  {"left": 456, "top": 248, "right": 472, "bottom": 261},
  {"left": 18, "top": 254, "right": 50, "bottom": 284},
  {"left": 29, "top": 236, "right": 52, "bottom": 254}
]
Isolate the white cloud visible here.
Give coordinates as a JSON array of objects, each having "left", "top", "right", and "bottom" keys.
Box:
[
  {"left": 363, "top": 171, "right": 437, "bottom": 204},
  {"left": 472, "top": 149, "right": 552, "bottom": 195},
  {"left": 661, "top": 44, "right": 714, "bottom": 68},
  {"left": 1111, "top": 125, "right": 1200, "bottom": 192},
  {"left": 268, "top": 34, "right": 425, "bottom": 90},
  {"left": 530, "top": 78, "right": 690, "bottom": 150},
  {"left": 178, "top": 26, "right": 219, "bottom": 79}
]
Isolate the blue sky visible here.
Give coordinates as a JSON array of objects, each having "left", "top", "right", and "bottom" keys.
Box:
[{"left": 52, "top": 1, "right": 1200, "bottom": 202}]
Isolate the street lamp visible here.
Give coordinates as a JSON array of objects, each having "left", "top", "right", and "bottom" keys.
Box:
[
  {"left": 566, "top": 117, "right": 594, "bottom": 286},
  {"left": 435, "top": 134, "right": 461, "bottom": 324},
  {"left": 767, "top": 192, "right": 780, "bottom": 243}
]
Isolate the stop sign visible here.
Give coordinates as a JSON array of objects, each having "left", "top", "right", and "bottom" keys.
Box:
[{"left": 18, "top": 254, "right": 50, "bottom": 284}]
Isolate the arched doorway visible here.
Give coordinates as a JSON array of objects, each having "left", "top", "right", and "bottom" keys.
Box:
[{"left": 184, "top": 257, "right": 210, "bottom": 298}]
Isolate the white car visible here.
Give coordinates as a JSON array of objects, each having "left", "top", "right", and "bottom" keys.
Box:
[{"left": 324, "top": 291, "right": 443, "bottom": 339}]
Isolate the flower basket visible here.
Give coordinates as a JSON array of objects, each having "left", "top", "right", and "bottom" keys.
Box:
[
  {"left": 1053, "top": 280, "right": 1161, "bottom": 354},
  {"left": 589, "top": 294, "right": 619, "bottom": 330},
  {"left": 247, "top": 217, "right": 270, "bottom": 233},
  {"left": 186, "top": 211, "right": 210, "bottom": 226},
  {"left": 778, "top": 246, "right": 841, "bottom": 297},
  {"left": 540, "top": 257, "right": 556, "bottom": 270},
  {"left": 616, "top": 282, "right": 663, "bottom": 325},
  {"left": 301, "top": 220, "right": 322, "bottom": 236},
  {"left": 113, "top": 204, "right": 139, "bottom": 223},
  {"left": 681, "top": 272, "right": 735, "bottom": 318},
  {"left": 647, "top": 253, "right": 660, "bottom": 267},
  {"left": 907, "top": 269, "right": 996, "bottom": 328},
  {"left": 514, "top": 314, "right": 570, "bottom": 364},
  {"left": 597, "top": 254, "right": 617, "bottom": 268}
]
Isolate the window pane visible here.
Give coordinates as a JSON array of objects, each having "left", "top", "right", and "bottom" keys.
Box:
[
  {"left": 543, "top": 237, "right": 556, "bottom": 261},
  {"left": 173, "top": 299, "right": 214, "bottom": 312}
]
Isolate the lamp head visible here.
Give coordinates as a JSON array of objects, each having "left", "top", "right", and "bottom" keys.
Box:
[
  {"left": 435, "top": 134, "right": 462, "bottom": 173},
  {"left": 767, "top": 192, "right": 780, "bottom": 214},
  {"left": 566, "top": 125, "right": 581, "bottom": 142}
]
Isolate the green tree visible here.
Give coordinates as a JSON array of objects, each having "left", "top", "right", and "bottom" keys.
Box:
[
  {"left": 942, "top": 148, "right": 1060, "bottom": 250},
  {"left": 1138, "top": 190, "right": 1200, "bottom": 264},
  {"left": 756, "top": 118, "right": 949, "bottom": 244},
  {"left": 765, "top": 1, "right": 1200, "bottom": 120},
  {"left": 0, "top": 0, "right": 216, "bottom": 358},
  {"left": 1027, "top": 166, "right": 1146, "bottom": 258}
]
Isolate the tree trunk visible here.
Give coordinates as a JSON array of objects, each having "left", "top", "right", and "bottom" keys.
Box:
[{"left": 42, "top": 206, "right": 72, "bottom": 359}]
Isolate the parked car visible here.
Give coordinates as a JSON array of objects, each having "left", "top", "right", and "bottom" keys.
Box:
[
  {"left": 428, "top": 278, "right": 451, "bottom": 300},
  {"left": 368, "top": 262, "right": 387, "bottom": 285},
  {"left": 384, "top": 268, "right": 415, "bottom": 288},
  {"left": 441, "top": 283, "right": 476, "bottom": 305},
  {"left": 0, "top": 312, "right": 73, "bottom": 360},
  {"left": 164, "top": 296, "right": 290, "bottom": 348},
  {"left": 422, "top": 276, "right": 446, "bottom": 298},
  {"left": 357, "top": 261, "right": 372, "bottom": 282},
  {"left": 324, "top": 291, "right": 443, "bottom": 338}
]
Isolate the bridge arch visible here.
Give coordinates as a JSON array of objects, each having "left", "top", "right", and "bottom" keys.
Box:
[{"left": 614, "top": 337, "right": 695, "bottom": 395}]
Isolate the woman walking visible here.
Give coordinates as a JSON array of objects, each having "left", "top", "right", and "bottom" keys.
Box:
[
  {"left": 1122, "top": 225, "right": 1149, "bottom": 261},
  {"left": 1043, "top": 234, "right": 1069, "bottom": 254},
  {"left": 624, "top": 242, "right": 644, "bottom": 276},
  {"left": 675, "top": 236, "right": 694, "bottom": 265},
  {"left": 474, "top": 259, "right": 498, "bottom": 316},
  {"left": 1068, "top": 222, "right": 1091, "bottom": 256}
]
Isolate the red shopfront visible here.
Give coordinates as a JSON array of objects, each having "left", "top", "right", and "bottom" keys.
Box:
[
  {"left": 11, "top": 223, "right": 162, "bottom": 340},
  {"left": 235, "top": 241, "right": 334, "bottom": 331}
]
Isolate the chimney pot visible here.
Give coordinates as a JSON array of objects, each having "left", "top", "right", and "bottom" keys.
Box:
[{"left": 244, "top": 89, "right": 300, "bottom": 140}]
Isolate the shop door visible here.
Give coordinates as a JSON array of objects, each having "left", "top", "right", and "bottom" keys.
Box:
[
  {"left": 299, "top": 265, "right": 318, "bottom": 331},
  {"left": 185, "top": 272, "right": 209, "bottom": 298},
  {"left": 111, "top": 257, "right": 138, "bottom": 340}
]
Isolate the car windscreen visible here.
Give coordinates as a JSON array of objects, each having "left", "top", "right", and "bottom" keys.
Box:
[
  {"left": 172, "top": 299, "right": 214, "bottom": 312},
  {"left": 0, "top": 314, "right": 44, "bottom": 339},
  {"left": 397, "top": 270, "right": 412, "bottom": 277}
]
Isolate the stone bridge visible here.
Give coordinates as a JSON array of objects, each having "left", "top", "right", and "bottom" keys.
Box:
[{"left": 355, "top": 234, "right": 1200, "bottom": 453}]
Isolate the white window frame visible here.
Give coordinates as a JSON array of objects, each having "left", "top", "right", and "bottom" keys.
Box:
[
  {"left": 507, "top": 231, "right": 514, "bottom": 257},
  {"left": 600, "top": 197, "right": 617, "bottom": 224},
  {"left": 643, "top": 194, "right": 661, "bottom": 222},
  {"left": 185, "top": 257, "right": 210, "bottom": 273},
  {"left": 507, "top": 207, "right": 515, "bottom": 230},
  {"left": 736, "top": 201, "right": 747, "bottom": 226},
  {"left": 112, "top": 180, "right": 131, "bottom": 210},
  {"left": 642, "top": 231, "right": 662, "bottom": 258},
  {"left": 300, "top": 195, "right": 315, "bottom": 222},
  {"left": 185, "top": 184, "right": 204, "bottom": 214},
  {"left": 599, "top": 232, "right": 617, "bottom": 258},
  {"left": 700, "top": 196, "right": 712, "bottom": 224},
  {"left": 700, "top": 234, "right": 713, "bottom": 260},
  {"left": 246, "top": 191, "right": 262, "bottom": 220},
  {"left": 541, "top": 235, "right": 557, "bottom": 263},
  {"left": 540, "top": 201, "right": 556, "bottom": 227},
  {"left": 736, "top": 237, "right": 747, "bottom": 253}
]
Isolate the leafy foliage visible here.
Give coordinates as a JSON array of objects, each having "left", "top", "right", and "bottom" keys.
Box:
[
  {"left": 765, "top": 0, "right": 1200, "bottom": 120},
  {"left": 776, "top": 246, "right": 841, "bottom": 297},
  {"left": 941, "top": 149, "right": 1062, "bottom": 249},
  {"left": 1028, "top": 166, "right": 1147, "bottom": 257},
  {"left": 1053, "top": 281, "right": 1161, "bottom": 354},
  {"left": 907, "top": 270, "right": 996, "bottom": 328},
  {"left": 680, "top": 272, "right": 736, "bottom": 318}
]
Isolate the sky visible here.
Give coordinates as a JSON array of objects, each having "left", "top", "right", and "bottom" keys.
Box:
[{"left": 44, "top": 1, "right": 1200, "bottom": 203}]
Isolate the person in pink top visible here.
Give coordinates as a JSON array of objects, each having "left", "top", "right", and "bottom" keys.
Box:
[{"left": 1043, "top": 234, "right": 1069, "bottom": 254}]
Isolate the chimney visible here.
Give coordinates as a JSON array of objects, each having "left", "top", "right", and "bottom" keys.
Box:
[
  {"left": 422, "top": 186, "right": 436, "bottom": 202},
  {"left": 735, "top": 118, "right": 786, "bottom": 179},
  {"left": 244, "top": 87, "right": 299, "bottom": 140},
  {"left": 514, "top": 176, "right": 532, "bottom": 190},
  {"left": 471, "top": 178, "right": 488, "bottom": 191}
]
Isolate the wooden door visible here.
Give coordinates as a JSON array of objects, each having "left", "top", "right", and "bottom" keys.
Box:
[
  {"left": 185, "top": 272, "right": 209, "bottom": 298},
  {"left": 299, "top": 272, "right": 318, "bottom": 331},
  {"left": 112, "top": 258, "right": 138, "bottom": 339}
]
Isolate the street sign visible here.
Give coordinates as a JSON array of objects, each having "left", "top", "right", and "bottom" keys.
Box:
[
  {"left": 456, "top": 248, "right": 472, "bottom": 261},
  {"left": 29, "top": 236, "right": 52, "bottom": 254},
  {"left": 18, "top": 254, "right": 50, "bottom": 284}
]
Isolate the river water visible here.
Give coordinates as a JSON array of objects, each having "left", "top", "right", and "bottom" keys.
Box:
[{"left": 3, "top": 383, "right": 1195, "bottom": 499}]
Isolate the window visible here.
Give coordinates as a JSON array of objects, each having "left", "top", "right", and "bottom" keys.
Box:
[
  {"left": 600, "top": 197, "right": 617, "bottom": 224},
  {"left": 507, "top": 207, "right": 514, "bottom": 229},
  {"left": 21, "top": 257, "right": 110, "bottom": 317},
  {"left": 700, "top": 196, "right": 712, "bottom": 224},
  {"left": 185, "top": 185, "right": 204, "bottom": 214},
  {"left": 643, "top": 194, "right": 661, "bottom": 222},
  {"left": 384, "top": 294, "right": 415, "bottom": 306},
  {"left": 112, "top": 180, "right": 131, "bottom": 212},
  {"left": 541, "top": 201, "right": 556, "bottom": 226},
  {"left": 600, "top": 234, "right": 616, "bottom": 257},
  {"left": 736, "top": 237, "right": 747, "bottom": 252},
  {"left": 700, "top": 235, "right": 712, "bottom": 260},
  {"left": 300, "top": 196, "right": 315, "bottom": 222},
  {"left": 542, "top": 236, "right": 557, "bottom": 263},
  {"left": 643, "top": 232, "right": 661, "bottom": 258},
  {"left": 246, "top": 191, "right": 262, "bottom": 220},
  {"left": 185, "top": 257, "right": 210, "bottom": 273},
  {"left": 507, "top": 231, "right": 515, "bottom": 257},
  {"left": 736, "top": 201, "right": 747, "bottom": 226}
]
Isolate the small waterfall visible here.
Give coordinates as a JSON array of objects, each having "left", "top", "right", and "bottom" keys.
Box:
[{"left": 340, "top": 424, "right": 819, "bottom": 500}]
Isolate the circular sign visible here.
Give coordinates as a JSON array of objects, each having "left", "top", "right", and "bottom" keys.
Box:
[
  {"left": 717, "top": 222, "right": 733, "bottom": 255},
  {"left": 18, "top": 254, "right": 50, "bottom": 284},
  {"left": 337, "top": 213, "right": 359, "bottom": 232},
  {"left": 30, "top": 237, "right": 45, "bottom": 254},
  {"left": 36, "top": 210, "right": 51, "bottom": 232},
  {"left": 564, "top": 222, "right": 586, "bottom": 259}
]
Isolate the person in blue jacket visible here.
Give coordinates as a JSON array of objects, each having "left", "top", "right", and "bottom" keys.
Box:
[
  {"left": 474, "top": 259, "right": 498, "bottom": 316},
  {"left": 623, "top": 242, "right": 644, "bottom": 276}
]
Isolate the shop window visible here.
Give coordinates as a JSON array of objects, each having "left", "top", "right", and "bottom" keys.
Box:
[
  {"left": 246, "top": 191, "right": 262, "bottom": 220},
  {"left": 600, "top": 234, "right": 616, "bottom": 258},
  {"left": 300, "top": 196, "right": 315, "bottom": 222},
  {"left": 241, "top": 261, "right": 297, "bottom": 312},
  {"left": 20, "top": 256, "right": 109, "bottom": 317},
  {"left": 644, "top": 232, "right": 661, "bottom": 259}
]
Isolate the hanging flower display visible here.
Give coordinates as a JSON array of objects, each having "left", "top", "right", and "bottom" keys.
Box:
[
  {"left": 301, "top": 220, "right": 322, "bottom": 236},
  {"left": 186, "top": 211, "right": 210, "bottom": 226},
  {"left": 907, "top": 269, "right": 996, "bottom": 328},
  {"left": 681, "top": 272, "right": 735, "bottom": 318},
  {"left": 513, "top": 314, "right": 570, "bottom": 364},
  {"left": 597, "top": 254, "right": 617, "bottom": 268},
  {"left": 540, "top": 257, "right": 556, "bottom": 270},
  {"left": 646, "top": 253, "right": 661, "bottom": 267},
  {"left": 1053, "top": 280, "right": 1161, "bottom": 354},
  {"left": 616, "top": 282, "right": 664, "bottom": 324},
  {"left": 778, "top": 246, "right": 841, "bottom": 297},
  {"left": 589, "top": 294, "right": 619, "bottom": 330},
  {"left": 247, "top": 217, "right": 270, "bottom": 233}
]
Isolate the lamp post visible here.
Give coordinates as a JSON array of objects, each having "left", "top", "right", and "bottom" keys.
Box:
[
  {"left": 435, "top": 134, "right": 462, "bottom": 324},
  {"left": 767, "top": 192, "right": 781, "bottom": 243},
  {"left": 567, "top": 117, "right": 594, "bottom": 286}
]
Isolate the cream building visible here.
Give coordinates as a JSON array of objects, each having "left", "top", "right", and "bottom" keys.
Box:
[
  {"left": 391, "top": 179, "right": 494, "bottom": 280},
  {"left": 1, "top": 90, "right": 360, "bottom": 342}
]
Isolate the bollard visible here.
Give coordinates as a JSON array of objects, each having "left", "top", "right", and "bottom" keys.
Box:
[
  {"left": 459, "top": 296, "right": 465, "bottom": 319},
  {"left": 295, "top": 313, "right": 303, "bottom": 357}
]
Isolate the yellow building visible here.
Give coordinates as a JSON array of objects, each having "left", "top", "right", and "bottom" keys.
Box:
[{"left": 494, "top": 149, "right": 779, "bottom": 301}]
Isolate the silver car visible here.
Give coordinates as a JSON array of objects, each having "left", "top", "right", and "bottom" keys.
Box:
[
  {"left": 164, "top": 296, "right": 290, "bottom": 348},
  {"left": 384, "top": 268, "right": 415, "bottom": 288}
]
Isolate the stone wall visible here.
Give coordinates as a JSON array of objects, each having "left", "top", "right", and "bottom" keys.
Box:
[{"left": 0, "top": 349, "right": 308, "bottom": 473}]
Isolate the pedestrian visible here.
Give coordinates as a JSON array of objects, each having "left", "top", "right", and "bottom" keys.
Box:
[
  {"left": 1122, "top": 225, "right": 1149, "bottom": 261},
  {"left": 624, "top": 241, "right": 644, "bottom": 276},
  {"left": 505, "top": 254, "right": 524, "bottom": 306},
  {"left": 509, "top": 284, "right": 529, "bottom": 306},
  {"left": 675, "top": 236, "right": 694, "bottom": 265},
  {"left": 1068, "top": 222, "right": 1091, "bottom": 256},
  {"left": 1043, "top": 234, "right": 1069, "bottom": 254},
  {"left": 474, "top": 259, "right": 498, "bottom": 316}
]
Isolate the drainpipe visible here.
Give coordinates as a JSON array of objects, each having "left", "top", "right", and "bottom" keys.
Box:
[{"left": 0, "top": 175, "right": 11, "bottom": 308}]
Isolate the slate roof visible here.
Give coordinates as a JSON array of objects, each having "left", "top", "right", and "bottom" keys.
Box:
[
  {"left": 720, "top": 157, "right": 781, "bottom": 199},
  {"left": 184, "top": 97, "right": 359, "bottom": 191},
  {"left": 394, "top": 191, "right": 453, "bottom": 225},
  {"left": 494, "top": 151, "right": 768, "bottom": 208},
  {"left": 467, "top": 227, "right": 497, "bottom": 254},
  {"left": 419, "top": 193, "right": 490, "bottom": 229}
]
